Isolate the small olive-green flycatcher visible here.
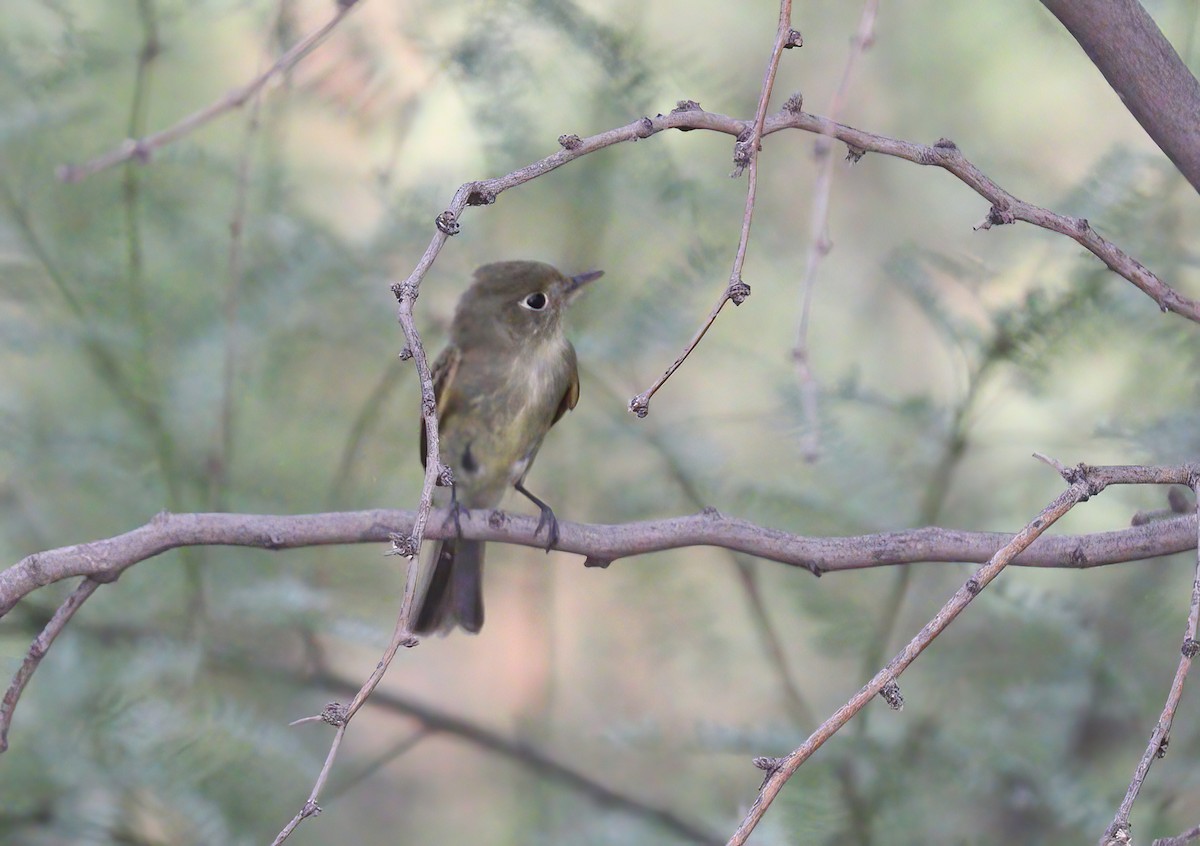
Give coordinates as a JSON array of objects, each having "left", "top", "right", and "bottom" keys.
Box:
[{"left": 412, "top": 260, "right": 602, "bottom": 635}]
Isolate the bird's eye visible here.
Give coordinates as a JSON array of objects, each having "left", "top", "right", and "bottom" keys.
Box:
[{"left": 521, "top": 292, "right": 548, "bottom": 311}]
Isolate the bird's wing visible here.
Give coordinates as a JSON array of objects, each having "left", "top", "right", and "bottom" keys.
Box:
[
  {"left": 419, "top": 344, "right": 462, "bottom": 469},
  {"left": 550, "top": 343, "right": 579, "bottom": 427}
]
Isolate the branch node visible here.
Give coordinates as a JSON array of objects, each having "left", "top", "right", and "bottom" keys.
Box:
[
  {"left": 321, "top": 701, "right": 349, "bottom": 727},
  {"left": 634, "top": 117, "right": 655, "bottom": 139},
  {"left": 975, "top": 204, "right": 1015, "bottom": 231},
  {"left": 301, "top": 799, "right": 323, "bottom": 819},
  {"left": 437, "top": 464, "right": 455, "bottom": 487},
  {"left": 629, "top": 394, "right": 650, "bottom": 418},
  {"left": 964, "top": 577, "right": 981, "bottom": 596},
  {"left": 933, "top": 137, "right": 958, "bottom": 151},
  {"left": 845, "top": 144, "right": 866, "bottom": 163},
  {"left": 728, "top": 278, "right": 752, "bottom": 305},
  {"left": 583, "top": 556, "right": 612, "bottom": 569},
  {"left": 1156, "top": 733, "right": 1170, "bottom": 758},
  {"left": 434, "top": 210, "right": 460, "bottom": 235},
  {"left": 731, "top": 139, "right": 754, "bottom": 177},
  {"left": 557, "top": 134, "right": 583, "bottom": 150},
  {"left": 397, "top": 346, "right": 413, "bottom": 361},
  {"left": 671, "top": 100, "right": 702, "bottom": 131},
  {"left": 487, "top": 509, "right": 507, "bottom": 529},
  {"left": 784, "top": 29, "right": 804, "bottom": 49},
  {"left": 783, "top": 92, "right": 804, "bottom": 114},
  {"left": 880, "top": 680, "right": 904, "bottom": 711},
  {"left": 752, "top": 755, "right": 782, "bottom": 774},
  {"left": 392, "top": 281, "right": 418, "bottom": 304},
  {"left": 387, "top": 532, "right": 419, "bottom": 559},
  {"left": 1183, "top": 638, "right": 1200, "bottom": 659}
]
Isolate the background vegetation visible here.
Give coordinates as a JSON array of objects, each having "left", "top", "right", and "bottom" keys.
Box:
[{"left": 2, "top": 1, "right": 1200, "bottom": 844}]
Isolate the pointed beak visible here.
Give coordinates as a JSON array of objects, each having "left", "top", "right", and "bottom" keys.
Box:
[{"left": 565, "top": 269, "right": 604, "bottom": 299}]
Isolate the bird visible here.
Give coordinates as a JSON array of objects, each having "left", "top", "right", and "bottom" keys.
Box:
[{"left": 412, "top": 260, "right": 602, "bottom": 634}]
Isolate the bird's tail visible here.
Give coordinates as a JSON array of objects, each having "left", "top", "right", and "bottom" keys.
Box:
[{"left": 412, "top": 537, "right": 485, "bottom": 635}]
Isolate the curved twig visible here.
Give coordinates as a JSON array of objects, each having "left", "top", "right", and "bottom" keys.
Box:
[{"left": 1101, "top": 474, "right": 1200, "bottom": 845}]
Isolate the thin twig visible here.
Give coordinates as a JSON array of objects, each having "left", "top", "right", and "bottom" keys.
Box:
[
  {"left": 0, "top": 578, "right": 101, "bottom": 751},
  {"left": 628, "top": 0, "right": 798, "bottom": 418},
  {"left": 270, "top": 553, "right": 422, "bottom": 844},
  {"left": 389, "top": 282, "right": 444, "bottom": 567},
  {"left": 792, "top": 0, "right": 878, "bottom": 460},
  {"left": 1100, "top": 469, "right": 1200, "bottom": 845},
  {"left": 55, "top": 0, "right": 362, "bottom": 183},
  {"left": 278, "top": 129, "right": 444, "bottom": 842},
  {"left": 725, "top": 458, "right": 1136, "bottom": 846}
]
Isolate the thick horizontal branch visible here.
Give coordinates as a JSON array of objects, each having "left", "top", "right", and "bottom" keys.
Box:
[{"left": 3, "top": 506, "right": 1196, "bottom": 618}]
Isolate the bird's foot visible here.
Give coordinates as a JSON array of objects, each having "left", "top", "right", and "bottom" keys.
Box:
[
  {"left": 533, "top": 504, "right": 560, "bottom": 552},
  {"left": 515, "top": 481, "right": 560, "bottom": 552},
  {"left": 444, "top": 495, "right": 468, "bottom": 539}
]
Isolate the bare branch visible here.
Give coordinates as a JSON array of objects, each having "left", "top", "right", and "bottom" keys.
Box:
[
  {"left": 629, "top": 1, "right": 797, "bottom": 417},
  {"left": 0, "top": 578, "right": 101, "bottom": 752},
  {"left": 270, "top": 554, "right": 422, "bottom": 844},
  {"left": 1040, "top": 0, "right": 1200, "bottom": 196},
  {"left": 761, "top": 112, "right": 1200, "bottom": 323},
  {"left": 2, "top": 465, "right": 1195, "bottom": 757},
  {"left": 1100, "top": 475, "right": 1200, "bottom": 845},
  {"left": 389, "top": 281, "right": 443, "bottom": 565},
  {"left": 388, "top": 105, "right": 1198, "bottom": 416},
  {"left": 3, "top": 499, "right": 1196, "bottom": 621}
]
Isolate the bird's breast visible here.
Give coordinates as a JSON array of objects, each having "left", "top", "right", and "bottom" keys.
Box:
[{"left": 441, "top": 337, "right": 572, "bottom": 506}]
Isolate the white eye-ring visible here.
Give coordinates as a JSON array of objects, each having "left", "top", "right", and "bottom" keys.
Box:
[{"left": 521, "top": 291, "right": 548, "bottom": 311}]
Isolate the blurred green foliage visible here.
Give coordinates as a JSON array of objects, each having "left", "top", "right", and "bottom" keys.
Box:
[{"left": 2, "top": 1, "right": 1200, "bottom": 844}]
